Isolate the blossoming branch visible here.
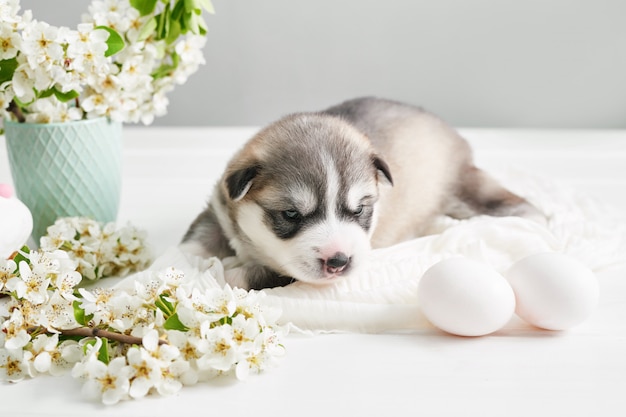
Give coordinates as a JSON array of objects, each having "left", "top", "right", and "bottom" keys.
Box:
[
  {"left": 0, "top": 247, "right": 286, "bottom": 405},
  {"left": 0, "top": 0, "right": 212, "bottom": 126},
  {"left": 40, "top": 217, "right": 152, "bottom": 281}
]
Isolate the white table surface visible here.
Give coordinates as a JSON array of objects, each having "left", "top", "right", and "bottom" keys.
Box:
[{"left": 1, "top": 127, "right": 625, "bottom": 417}]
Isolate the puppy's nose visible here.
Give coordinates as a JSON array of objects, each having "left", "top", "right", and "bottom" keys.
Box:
[{"left": 326, "top": 252, "right": 350, "bottom": 269}]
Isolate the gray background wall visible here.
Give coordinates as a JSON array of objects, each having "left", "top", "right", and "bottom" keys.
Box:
[{"left": 19, "top": 0, "right": 626, "bottom": 128}]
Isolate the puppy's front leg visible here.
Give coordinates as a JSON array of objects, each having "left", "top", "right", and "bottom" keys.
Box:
[{"left": 226, "top": 264, "right": 294, "bottom": 291}]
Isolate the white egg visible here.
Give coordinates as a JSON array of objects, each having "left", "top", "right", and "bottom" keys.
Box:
[
  {"left": 505, "top": 253, "right": 599, "bottom": 330},
  {"left": 0, "top": 196, "right": 33, "bottom": 259},
  {"left": 417, "top": 258, "right": 516, "bottom": 337}
]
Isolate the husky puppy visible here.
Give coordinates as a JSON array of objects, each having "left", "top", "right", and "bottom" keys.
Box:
[{"left": 181, "top": 97, "right": 541, "bottom": 290}]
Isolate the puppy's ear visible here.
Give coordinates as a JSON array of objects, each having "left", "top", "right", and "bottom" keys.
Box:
[
  {"left": 225, "top": 165, "right": 260, "bottom": 201},
  {"left": 372, "top": 155, "right": 393, "bottom": 185}
]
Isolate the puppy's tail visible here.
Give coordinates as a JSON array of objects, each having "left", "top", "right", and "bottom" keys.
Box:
[{"left": 444, "top": 166, "right": 545, "bottom": 223}]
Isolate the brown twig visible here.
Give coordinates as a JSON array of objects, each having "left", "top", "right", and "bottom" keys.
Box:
[
  {"left": 28, "top": 326, "right": 167, "bottom": 346},
  {"left": 7, "top": 100, "right": 25, "bottom": 123}
]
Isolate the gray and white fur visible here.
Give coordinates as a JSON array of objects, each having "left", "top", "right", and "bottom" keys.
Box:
[{"left": 181, "top": 97, "right": 542, "bottom": 290}]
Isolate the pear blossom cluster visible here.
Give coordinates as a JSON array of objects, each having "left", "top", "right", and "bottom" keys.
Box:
[
  {"left": 0, "top": 0, "right": 208, "bottom": 126},
  {"left": 1, "top": 248, "right": 286, "bottom": 405},
  {"left": 40, "top": 216, "right": 152, "bottom": 281}
]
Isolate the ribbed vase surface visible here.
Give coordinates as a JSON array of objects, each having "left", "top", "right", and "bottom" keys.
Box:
[{"left": 4, "top": 118, "right": 122, "bottom": 242}]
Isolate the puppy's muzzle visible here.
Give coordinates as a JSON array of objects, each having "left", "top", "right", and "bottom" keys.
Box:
[{"left": 320, "top": 252, "right": 352, "bottom": 276}]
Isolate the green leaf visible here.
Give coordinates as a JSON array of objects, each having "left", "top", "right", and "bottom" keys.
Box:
[
  {"left": 96, "top": 26, "right": 125, "bottom": 57},
  {"left": 155, "top": 3, "right": 173, "bottom": 40},
  {"left": 130, "top": 0, "right": 158, "bottom": 16},
  {"left": 153, "top": 40, "right": 166, "bottom": 59},
  {"left": 218, "top": 316, "right": 232, "bottom": 326},
  {"left": 82, "top": 339, "right": 97, "bottom": 355},
  {"left": 73, "top": 300, "right": 93, "bottom": 326},
  {"left": 171, "top": 50, "right": 180, "bottom": 68},
  {"left": 155, "top": 12, "right": 165, "bottom": 39},
  {"left": 53, "top": 88, "right": 79, "bottom": 103},
  {"left": 183, "top": 0, "right": 213, "bottom": 15},
  {"left": 184, "top": 0, "right": 199, "bottom": 12},
  {"left": 73, "top": 300, "right": 86, "bottom": 325},
  {"left": 156, "top": 293, "right": 175, "bottom": 315},
  {"left": 82, "top": 338, "right": 110, "bottom": 363},
  {"left": 12, "top": 246, "right": 30, "bottom": 266},
  {"left": 59, "top": 334, "right": 84, "bottom": 343},
  {"left": 12, "top": 94, "right": 33, "bottom": 108},
  {"left": 178, "top": 11, "right": 187, "bottom": 33},
  {"left": 172, "top": 0, "right": 185, "bottom": 20},
  {"left": 137, "top": 17, "right": 157, "bottom": 42},
  {"left": 196, "top": 14, "right": 208, "bottom": 35},
  {"left": 184, "top": 11, "right": 199, "bottom": 34},
  {"left": 150, "top": 50, "right": 180, "bottom": 78},
  {"left": 199, "top": 0, "right": 215, "bottom": 14},
  {"left": 38, "top": 89, "right": 55, "bottom": 99},
  {"left": 98, "top": 339, "right": 110, "bottom": 364},
  {"left": 163, "top": 313, "right": 190, "bottom": 331},
  {"left": 165, "top": 19, "right": 181, "bottom": 44},
  {"left": 0, "top": 57, "right": 18, "bottom": 85},
  {"left": 151, "top": 63, "right": 176, "bottom": 79}
]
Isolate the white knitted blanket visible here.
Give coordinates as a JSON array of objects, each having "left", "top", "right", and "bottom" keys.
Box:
[{"left": 117, "top": 171, "right": 626, "bottom": 333}]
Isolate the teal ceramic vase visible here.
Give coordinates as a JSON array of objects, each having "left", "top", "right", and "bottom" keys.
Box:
[{"left": 4, "top": 118, "right": 123, "bottom": 243}]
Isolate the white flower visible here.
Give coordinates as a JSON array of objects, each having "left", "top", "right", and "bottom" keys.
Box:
[
  {"left": 54, "top": 270, "right": 82, "bottom": 300},
  {"left": 65, "top": 23, "right": 109, "bottom": 73},
  {"left": 123, "top": 329, "right": 181, "bottom": 398},
  {"left": 3, "top": 0, "right": 208, "bottom": 125},
  {"left": 86, "top": 0, "right": 137, "bottom": 34},
  {"left": 80, "top": 90, "right": 110, "bottom": 118},
  {"left": 0, "top": 0, "right": 21, "bottom": 24},
  {"left": 40, "top": 291, "right": 79, "bottom": 331},
  {"left": 165, "top": 331, "right": 211, "bottom": 385},
  {"left": 5, "top": 297, "right": 38, "bottom": 327},
  {"left": 40, "top": 217, "right": 151, "bottom": 281},
  {"left": 29, "top": 333, "right": 59, "bottom": 374},
  {"left": 237, "top": 289, "right": 283, "bottom": 327},
  {"left": 39, "top": 220, "right": 77, "bottom": 251},
  {"left": 173, "top": 35, "right": 206, "bottom": 84},
  {"left": 58, "top": 340, "right": 83, "bottom": 369},
  {"left": 11, "top": 62, "right": 36, "bottom": 102},
  {"left": 29, "top": 338, "right": 82, "bottom": 377},
  {"left": 155, "top": 358, "right": 186, "bottom": 395},
  {"left": 0, "top": 347, "right": 30, "bottom": 382},
  {"left": 6, "top": 261, "right": 50, "bottom": 305},
  {"left": 78, "top": 287, "right": 115, "bottom": 325},
  {"left": 196, "top": 324, "right": 237, "bottom": 372},
  {"left": 1, "top": 309, "right": 31, "bottom": 350},
  {"left": 29, "top": 249, "right": 77, "bottom": 279},
  {"left": 0, "top": 24, "right": 21, "bottom": 59},
  {"left": 72, "top": 337, "right": 104, "bottom": 378},
  {"left": 19, "top": 21, "right": 64, "bottom": 70},
  {"left": 0, "top": 87, "right": 15, "bottom": 117},
  {"left": 0, "top": 237, "right": 285, "bottom": 402},
  {"left": 159, "top": 267, "right": 185, "bottom": 288},
  {"left": 107, "top": 292, "right": 147, "bottom": 333},
  {"left": 0, "top": 258, "right": 17, "bottom": 292},
  {"left": 134, "top": 277, "right": 166, "bottom": 304},
  {"left": 118, "top": 53, "right": 153, "bottom": 91},
  {"left": 0, "top": 303, "right": 8, "bottom": 320},
  {"left": 81, "top": 356, "right": 132, "bottom": 405},
  {"left": 126, "top": 346, "right": 162, "bottom": 399},
  {"left": 24, "top": 97, "right": 83, "bottom": 123},
  {"left": 231, "top": 314, "right": 261, "bottom": 349}
]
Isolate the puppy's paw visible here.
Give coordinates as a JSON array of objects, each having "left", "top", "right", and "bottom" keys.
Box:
[{"left": 224, "top": 266, "right": 250, "bottom": 290}]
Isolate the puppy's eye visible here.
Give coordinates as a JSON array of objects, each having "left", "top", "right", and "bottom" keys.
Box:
[
  {"left": 353, "top": 205, "right": 364, "bottom": 216},
  {"left": 282, "top": 209, "right": 301, "bottom": 221}
]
